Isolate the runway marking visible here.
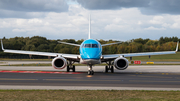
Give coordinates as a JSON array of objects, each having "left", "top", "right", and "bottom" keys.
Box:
[
  {"left": 43, "top": 79, "right": 122, "bottom": 82},
  {"left": 0, "top": 70, "right": 81, "bottom": 74},
  {"left": 137, "top": 75, "right": 172, "bottom": 78},
  {"left": 130, "top": 80, "right": 180, "bottom": 83},
  {"left": 0, "top": 78, "right": 37, "bottom": 81}
]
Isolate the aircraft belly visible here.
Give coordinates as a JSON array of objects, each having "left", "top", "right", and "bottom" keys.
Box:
[{"left": 80, "top": 59, "right": 101, "bottom": 65}]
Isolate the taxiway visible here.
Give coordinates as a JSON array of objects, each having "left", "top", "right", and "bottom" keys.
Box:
[{"left": 0, "top": 65, "right": 180, "bottom": 90}]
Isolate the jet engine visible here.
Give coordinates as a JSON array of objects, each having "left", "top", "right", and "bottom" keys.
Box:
[
  {"left": 114, "top": 57, "right": 129, "bottom": 70},
  {"left": 52, "top": 57, "right": 67, "bottom": 69}
]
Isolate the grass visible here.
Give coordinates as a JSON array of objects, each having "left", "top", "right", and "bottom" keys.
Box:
[
  {"left": 0, "top": 58, "right": 52, "bottom": 61},
  {"left": 126, "top": 52, "right": 180, "bottom": 62},
  {"left": 0, "top": 90, "right": 180, "bottom": 101}
]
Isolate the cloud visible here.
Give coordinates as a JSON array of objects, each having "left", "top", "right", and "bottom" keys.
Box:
[
  {"left": 0, "top": 0, "right": 68, "bottom": 12},
  {"left": 0, "top": 0, "right": 68, "bottom": 18},
  {"left": 76, "top": 0, "right": 180, "bottom": 15},
  {"left": 149, "top": 16, "right": 164, "bottom": 24},
  {"left": 12, "top": 29, "right": 26, "bottom": 32},
  {"left": 0, "top": 4, "right": 180, "bottom": 41},
  {"left": 144, "top": 26, "right": 166, "bottom": 30},
  {"left": 76, "top": 0, "right": 149, "bottom": 10}
]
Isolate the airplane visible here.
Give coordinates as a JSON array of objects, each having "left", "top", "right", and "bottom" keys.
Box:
[{"left": 1, "top": 16, "right": 179, "bottom": 75}]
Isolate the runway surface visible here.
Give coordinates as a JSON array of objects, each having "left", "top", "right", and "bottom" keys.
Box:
[
  {"left": 1, "top": 60, "right": 180, "bottom": 65},
  {"left": 0, "top": 60, "right": 51, "bottom": 65},
  {"left": 0, "top": 65, "right": 180, "bottom": 90}
]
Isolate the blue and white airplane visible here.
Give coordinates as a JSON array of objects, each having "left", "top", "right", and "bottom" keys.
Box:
[{"left": 1, "top": 16, "right": 179, "bottom": 75}]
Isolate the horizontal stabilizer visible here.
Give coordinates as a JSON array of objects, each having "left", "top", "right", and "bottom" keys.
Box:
[
  {"left": 102, "top": 42, "right": 122, "bottom": 46},
  {"left": 58, "top": 41, "right": 80, "bottom": 46}
]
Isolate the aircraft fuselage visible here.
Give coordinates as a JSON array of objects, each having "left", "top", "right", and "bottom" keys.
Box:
[{"left": 80, "top": 39, "right": 102, "bottom": 65}]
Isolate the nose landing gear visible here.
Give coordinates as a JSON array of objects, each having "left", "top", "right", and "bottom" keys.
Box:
[{"left": 88, "top": 65, "right": 94, "bottom": 75}]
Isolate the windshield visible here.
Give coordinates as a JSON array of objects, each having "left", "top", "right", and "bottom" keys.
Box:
[{"left": 83, "top": 44, "right": 98, "bottom": 48}]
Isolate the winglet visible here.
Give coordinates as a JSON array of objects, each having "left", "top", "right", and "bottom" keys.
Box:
[
  {"left": 1, "top": 40, "right": 4, "bottom": 51},
  {"left": 176, "top": 41, "right": 179, "bottom": 52},
  {"left": 88, "top": 14, "right": 91, "bottom": 39}
]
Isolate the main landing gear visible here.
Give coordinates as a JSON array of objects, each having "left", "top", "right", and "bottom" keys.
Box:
[
  {"left": 67, "top": 61, "right": 75, "bottom": 72},
  {"left": 88, "top": 65, "right": 94, "bottom": 75},
  {"left": 105, "top": 61, "right": 114, "bottom": 73}
]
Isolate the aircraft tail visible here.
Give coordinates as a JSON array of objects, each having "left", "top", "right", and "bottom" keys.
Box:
[{"left": 88, "top": 14, "right": 91, "bottom": 39}]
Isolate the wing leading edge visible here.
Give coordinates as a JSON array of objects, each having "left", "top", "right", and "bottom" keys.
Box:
[
  {"left": 103, "top": 41, "right": 179, "bottom": 60},
  {"left": 1, "top": 40, "right": 79, "bottom": 60}
]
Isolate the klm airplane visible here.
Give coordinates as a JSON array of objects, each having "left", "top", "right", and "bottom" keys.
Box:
[{"left": 1, "top": 16, "right": 179, "bottom": 75}]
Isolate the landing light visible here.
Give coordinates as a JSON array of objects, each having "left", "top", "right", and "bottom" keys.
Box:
[
  {"left": 77, "top": 56, "right": 81, "bottom": 59},
  {"left": 100, "top": 56, "right": 104, "bottom": 59}
]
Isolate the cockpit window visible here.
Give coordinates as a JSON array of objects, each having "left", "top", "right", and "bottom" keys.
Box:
[
  {"left": 83, "top": 44, "right": 98, "bottom": 48},
  {"left": 84, "top": 44, "right": 91, "bottom": 48},
  {"left": 92, "top": 44, "right": 98, "bottom": 48}
]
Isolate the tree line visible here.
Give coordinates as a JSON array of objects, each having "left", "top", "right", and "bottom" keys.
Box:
[{"left": 0, "top": 36, "right": 179, "bottom": 58}]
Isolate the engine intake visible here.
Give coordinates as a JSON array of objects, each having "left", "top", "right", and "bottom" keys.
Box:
[
  {"left": 114, "top": 57, "right": 129, "bottom": 70},
  {"left": 52, "top": 57, "right": 67, "bottom": 69}
]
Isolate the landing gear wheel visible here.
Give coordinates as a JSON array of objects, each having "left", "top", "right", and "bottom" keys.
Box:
[
  {"left": 91, "top": 70, "right": 94, "bottom": 75},
  {"left": 88, "top": 70, "right": 91, "bottom": 75},
  {"left": 111, "top": 66, "right": 114, "bottom": 73},
  {"left": 73, "top": 65, "right": 75, "bottom": 72},
  {"left": 105, "top": 66, "right": 108, "bottom": 73},
  {"left": 88, "top": 70, "right": 94, "bottom": 75},
  {"left": 67, "top": 65, "right": 70, "bottom": 72}
]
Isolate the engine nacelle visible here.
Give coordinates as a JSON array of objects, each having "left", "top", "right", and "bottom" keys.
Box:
[
  {"left": 52, "top": 57, "right": 67, "bottom": 69},
  {"left": 114, "top": 57, "right": 129, "bottom": 70}
]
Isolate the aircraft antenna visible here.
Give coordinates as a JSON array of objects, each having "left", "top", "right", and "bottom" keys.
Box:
[{"left": 88, "top": 14, "right": 91, "bottom": 39}]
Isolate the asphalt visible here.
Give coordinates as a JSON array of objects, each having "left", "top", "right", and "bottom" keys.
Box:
[{"left": 0, "top": 65, "right": 180, "bottom": 90}]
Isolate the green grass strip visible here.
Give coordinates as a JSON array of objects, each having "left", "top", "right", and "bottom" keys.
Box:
[{"left": 0, "top": 90, "right": 180, "bottom": 101}]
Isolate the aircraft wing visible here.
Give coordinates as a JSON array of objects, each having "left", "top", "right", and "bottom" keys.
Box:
[
  {"left": 1, "top": 40, "right": 79, "bottom": 61},
  {"left": 102, "top": 42, "right": 122, "bottom": 46},
  {"left": 102, "top": 41, "right": 179, "bottom": 61}
]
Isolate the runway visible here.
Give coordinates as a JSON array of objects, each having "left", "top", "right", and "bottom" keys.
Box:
[{"left": 0, "top": 65, "right": 180, "bottom": 90}]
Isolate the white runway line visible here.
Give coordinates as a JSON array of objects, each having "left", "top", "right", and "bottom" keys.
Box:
[
  {"left": 1, "top": 65, "right": 180, "bottom": 73},
  {"left": 0, "top": 85, "right": 180, "bottom": 91}
]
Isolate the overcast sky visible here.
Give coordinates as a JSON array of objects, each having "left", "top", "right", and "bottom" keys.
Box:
[{"left": 0, "top": 0, "right": 180, "bottom": 41}]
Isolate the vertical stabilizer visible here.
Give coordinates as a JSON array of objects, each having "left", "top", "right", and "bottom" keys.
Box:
[
  {"left": 88, "top": 14, "right": 91, "bottom": 39},
  {"left": 1, "top": 40, "right": 4, "bottom": 51}
]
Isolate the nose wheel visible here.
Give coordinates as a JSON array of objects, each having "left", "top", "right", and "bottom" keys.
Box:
[
  {"left": 88, "top": 70, "right": 94, "bottom": 75},
  {"left": 88, "top": 65, "right": 94, "bottom": 75}
]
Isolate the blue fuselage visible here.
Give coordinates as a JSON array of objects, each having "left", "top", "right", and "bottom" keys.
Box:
[{"left": 80, "top": 39, "right": 102, "bottom": 65}]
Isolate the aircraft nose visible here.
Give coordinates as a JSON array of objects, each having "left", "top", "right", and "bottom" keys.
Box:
[{"left": 85, "top": 50, "right": 100, "bottom": 59}]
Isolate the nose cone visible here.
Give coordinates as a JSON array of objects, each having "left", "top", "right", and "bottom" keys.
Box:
[
  {"left": 81, "top": 49, "right": 100, "bottom": 59},
  {"left": 85, "top": 50, "right": 97, "bottom": 59}
]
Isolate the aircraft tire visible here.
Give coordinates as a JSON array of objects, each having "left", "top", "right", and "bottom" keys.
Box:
[
  {"left": 88, "top": 70, "right": 91, "bottom": 75},
  {"left": 67, "top": 66, "right": 70, "bottom": 72},
  {"left": 105, "top": 66, "right": 108, "bottom": 73},
  {"left": 91, "top": 70, "right": 94, "bottom": 75},
  {"left": 111, "top": 66, "right": 114, "bottom": 73},
  {"left": 88, "top": 70, "right": 94, "bottom": 75},
  {"left": 73, "top": 65, "right": 75, "bottom": 72}
]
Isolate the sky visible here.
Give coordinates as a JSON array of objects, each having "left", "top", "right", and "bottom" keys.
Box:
[{"left": 0, "top": 0, "right": 180, "bottom": 41}]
